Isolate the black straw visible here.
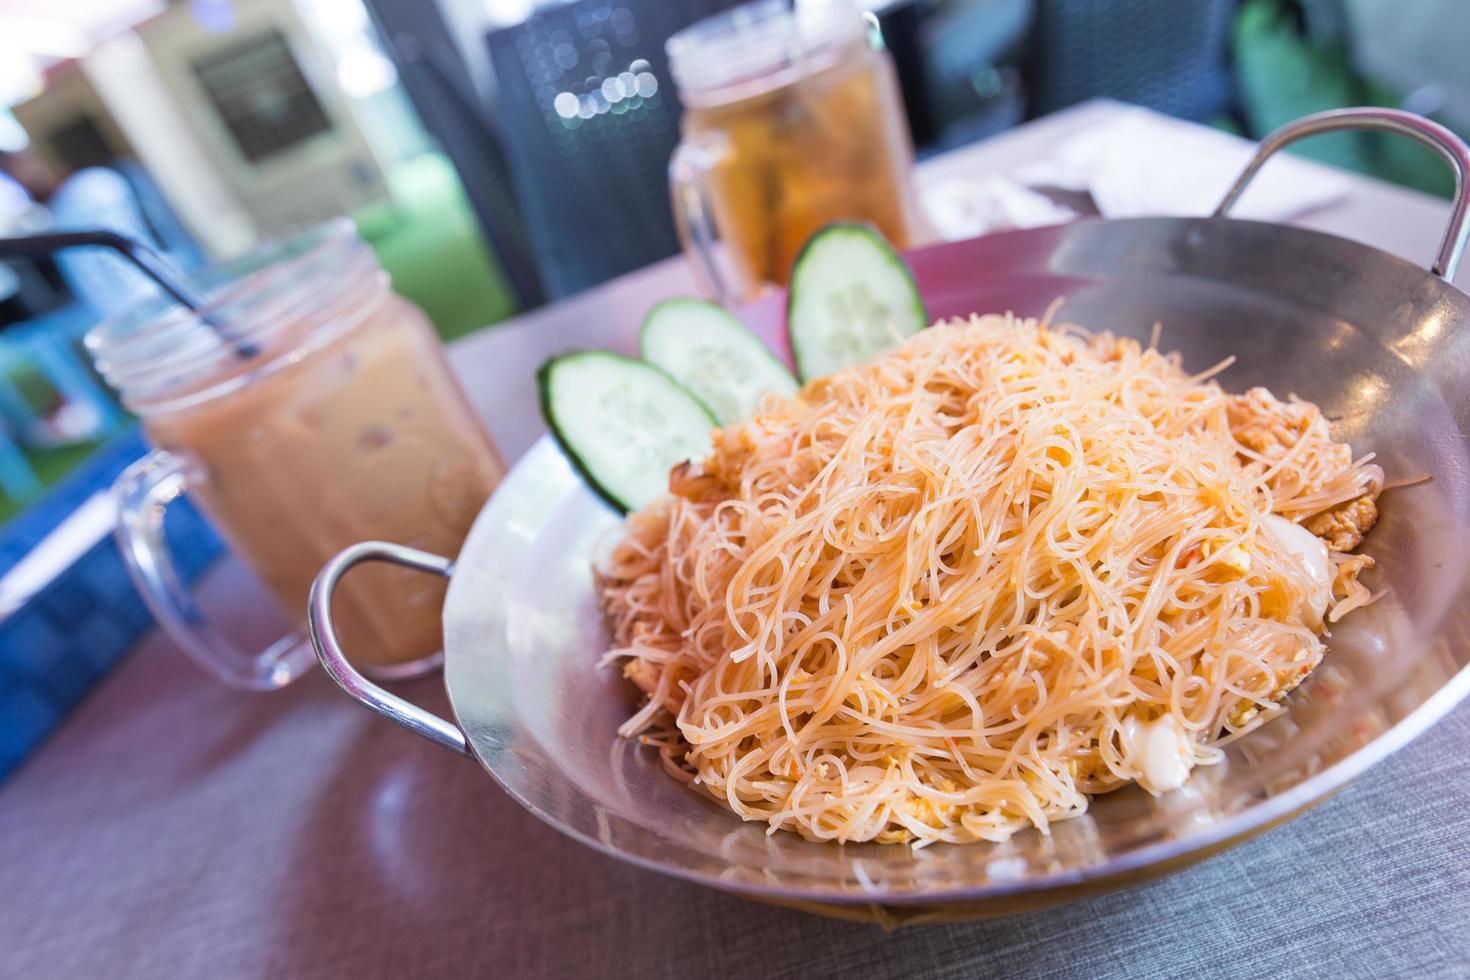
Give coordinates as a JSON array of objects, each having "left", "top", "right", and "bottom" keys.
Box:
[{"left": 0, "top": 230, "right": 258, "bottom": 359}]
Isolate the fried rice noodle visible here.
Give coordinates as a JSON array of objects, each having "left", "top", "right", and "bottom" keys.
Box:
[{"left": 598, "top": 314, "right": 1382, "bottom": 845}]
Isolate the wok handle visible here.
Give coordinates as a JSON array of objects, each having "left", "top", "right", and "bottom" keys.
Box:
[
  {"left": 1214, "top": 107, "right": 1470, "bottom": 281},
  {"left": 307, "top": 541, "right": 472, "bottom": 757}
]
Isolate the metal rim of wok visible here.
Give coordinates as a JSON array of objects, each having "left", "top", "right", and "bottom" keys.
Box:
[{"left": 309, "top": 108, "right": 1470, "bottom": 920}]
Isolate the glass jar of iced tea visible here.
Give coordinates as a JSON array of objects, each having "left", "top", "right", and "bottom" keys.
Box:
[
  {"left": 667, "top": 0, "right": 922, "bottom": 302},
  {"left": 88, "top": 221, "right": 505, "bottom": 689}
]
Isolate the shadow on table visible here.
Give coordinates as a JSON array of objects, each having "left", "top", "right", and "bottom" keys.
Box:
[
  {"left": 269, "top": 673, "right": 1184, "bottom": 977},
  {"left": 273, "top": 674, "right": 833, "bottom": 974},
  {"left": 126, "top": 585, "right": 1439, "bottom": 979}
]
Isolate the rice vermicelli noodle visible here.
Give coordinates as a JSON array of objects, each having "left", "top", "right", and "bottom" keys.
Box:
[{"left": 598, "top": 314, "right": 1382, "bottom": 845}]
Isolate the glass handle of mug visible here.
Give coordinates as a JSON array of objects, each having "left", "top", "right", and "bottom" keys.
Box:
[
  {"left": 669, "top": 134, "right": 736, "bottom": 305},
  {"left": 113, "top": 450, "right": 317, "bottom": 691}
]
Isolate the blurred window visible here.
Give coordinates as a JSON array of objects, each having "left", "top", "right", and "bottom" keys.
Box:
[{"left": 190, "top": 28, "right": 334, "bottom": 164}]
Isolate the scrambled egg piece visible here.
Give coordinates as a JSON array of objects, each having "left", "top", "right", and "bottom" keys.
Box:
[
  {"left": 1305, "top": 496, "right": 1378, "bottom": 553},
  {"left": 1228, "top": 647, "right": 1317, "bottom": 728},
  {"left": 1211, "top": 542, "right": 1252, "bottom": 576},
  {"left": 623, "top": 657, "right": 660, "bottom": 696}
]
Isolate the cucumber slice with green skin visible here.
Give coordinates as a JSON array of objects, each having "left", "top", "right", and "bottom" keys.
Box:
[
  {"left": 786, "top": 222, "right": 928, "bottom": 382},
  {"left": 639, "top": 298, "right": 798, "bottom": 426},
  {"left": 538, "top": 351, "right": 716, "bottom": 512}
]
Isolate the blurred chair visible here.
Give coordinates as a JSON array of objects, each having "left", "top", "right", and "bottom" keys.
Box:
[
  {"left": 918, "top": 0, "right": 1033, "bottom": 151},
  {"left": 0, "top": 306, "right": 124, "bottom": 449},
  {"left": 0, "top": 349, "right": 42, "bottom": 503},
  {"left": 0, "top": 434, "right": 41, "bottom": 503},
  {"left": 0, "top": 165, "right": 180, "bottom": 455},
  {"left": 0, "top": 263, "right": 42, "bottom": 503},
  {"left": 485, "top": 0, "right": 743, "bottom": 299},
  {"left": 363, "top": 0, "right": 547, "bottom": 309},
  {"left": 1, "top": 173, "right": 67, "bottom": 322},
  {"left": 1028, "top": 0, "right": 1237, "bottom": 121}
]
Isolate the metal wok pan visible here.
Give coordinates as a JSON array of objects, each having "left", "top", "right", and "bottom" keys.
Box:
[{"left": 308, "top": 109, "right": 1470, "bottom": 924}]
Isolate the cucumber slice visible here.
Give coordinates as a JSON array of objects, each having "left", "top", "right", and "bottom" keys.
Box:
[
  {"left": 639, "top": 298, "right": 798, "bottom": 425},
  {"left": 787, "top": 222, "right": 928, "bottom": 381},
  {"left": 538, "top": 351, "right": 716, "bottom": 512}
]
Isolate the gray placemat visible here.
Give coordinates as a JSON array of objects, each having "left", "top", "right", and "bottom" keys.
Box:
[{"left": 1, "top": 625, "right": 1463, "bottom": 979}]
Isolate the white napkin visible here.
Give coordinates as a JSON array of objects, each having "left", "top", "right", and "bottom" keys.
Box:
[
  {"left": 1019, "top": 108, "right": 1351, "bottom": 221},
  {"left": 920, "top": 108, "right": 1353, "bottom": 241},
  {"left": 921, "top": 176, "right": 1078, "bottom": 242}
]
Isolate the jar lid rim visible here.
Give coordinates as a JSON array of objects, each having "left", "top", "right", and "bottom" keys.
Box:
[
  {"left": 666, "top": 0, "right": 866, "bottom": 97},
  {"left": 85, "top": 218, "right": 376, "bottom": 406}
]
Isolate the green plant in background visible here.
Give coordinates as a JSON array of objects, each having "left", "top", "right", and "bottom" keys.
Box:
[
  {"left": 0, "top": 358, "right": 103, "bottom": 522},
  {"left": 0, "top": 439, "right": 99, "bottom": 525},
  {"left": 353, "top": 152, "right": 519, "bottom": 342},
  {"left": 1233, "top": 0, "right": 1457, "bottom": 199}
]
